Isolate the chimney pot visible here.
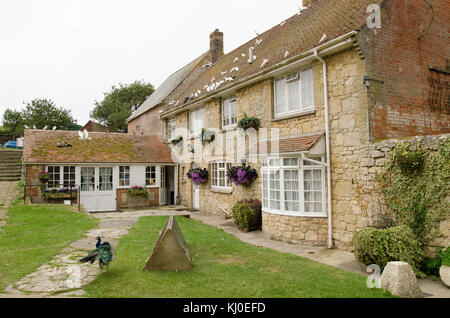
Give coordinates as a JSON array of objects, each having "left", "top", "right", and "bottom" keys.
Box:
[{"left": 210, "top": 29, "right": 224, "bottom": 64}]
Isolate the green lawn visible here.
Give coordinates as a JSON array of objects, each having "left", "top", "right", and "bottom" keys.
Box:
[
  {"left": 84, "top": 216, "right": 392, "bottom": 298},
  {"left": 0, "top": 205, "right": 98, "bottom": 291}
]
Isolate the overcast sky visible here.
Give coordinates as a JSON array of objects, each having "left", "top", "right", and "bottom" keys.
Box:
[{"left": 0, "top": 0, "right": 303, "bottom": 126}]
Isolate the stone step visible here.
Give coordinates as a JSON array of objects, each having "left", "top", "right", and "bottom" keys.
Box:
[{"left": 0, "top": 171, "right": 22, "bottom": 177}]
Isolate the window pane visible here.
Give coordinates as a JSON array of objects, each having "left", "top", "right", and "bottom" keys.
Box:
[
  {"left": 301, "top": 68, "right": 314, "bottom": 110},
  {"left": 275, "top": 78, "right": 286, "bottom": 116},
  {"left": 287, "top": 79, "right": 300, "bottom": 112}
]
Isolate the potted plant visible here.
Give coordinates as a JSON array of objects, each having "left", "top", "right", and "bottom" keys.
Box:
[
  {"left": 127, "top": 185, "right": 149, "bottom": 199},
  {"left": 232, "top": 200, "right": 262, "bottom": 232},
  {"left": 38, "top": 171, "right": 51, "bottom": 184},
  {"left": 187, "top": 168, "right": 208, "bottom": 185},
  {"left": 226, "top": 163, "right": 258, "bottom": 186},
  {"left": 238, "top": 113, "right": 260, "bottom": 131}
]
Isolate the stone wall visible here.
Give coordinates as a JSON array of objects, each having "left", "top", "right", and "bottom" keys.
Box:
[
  {"left": 116, "top": 188, "right": 159, "bottom": 210},
  {"left": 24, "top": 164, "right": 46, "bottom": 203}
]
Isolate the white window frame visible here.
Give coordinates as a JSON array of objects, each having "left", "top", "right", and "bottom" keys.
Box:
[
  {"left": 261, "top": 156, "right": 326, "bottom": 217},
  {"left": 274, "top": 67, "right": 314, "bottom": 118},
  {"left": 119, "top": 166, "right": 130, "bottom": 187},
  {"left": 222, "top": 96, "right": 237, "bottom": 129},
  {"left": 189, "top": 107, "right": 204, "bottom": 138},
  {"left": 46, "top": 165, "right": 76, "bottom": 189},
  {"left": 210, "top": 161, "right": 232, "bottom": 189},
  {"left": 145, "top": 166, "right": 157, "bottom": 187},
  {"left": 168, "top": 119, "right": 176, "bottom": 141}
]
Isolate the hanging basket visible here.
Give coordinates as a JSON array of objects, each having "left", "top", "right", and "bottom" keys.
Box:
[
  {"left": 187, "top": 168, "right": 209, "bottom": 185},
  {"left": 226, "top": 164, "right": 258, "bottom": 186}
]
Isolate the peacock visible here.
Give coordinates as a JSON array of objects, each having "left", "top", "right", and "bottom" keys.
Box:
[{"left": 79, "top": 236, "right": 114, "bottom": 271}]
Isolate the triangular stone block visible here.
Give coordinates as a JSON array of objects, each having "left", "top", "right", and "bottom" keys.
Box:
[{"left": 143, "top": 216, "right": 193, "bottom": 271}]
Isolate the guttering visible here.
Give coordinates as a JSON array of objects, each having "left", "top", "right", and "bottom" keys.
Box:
[
  {"left": 312, "top": 48, "right": 333, "bottom": 249},
  {"left": 160, "top": 30, "right": 358, "bottom": 119}
]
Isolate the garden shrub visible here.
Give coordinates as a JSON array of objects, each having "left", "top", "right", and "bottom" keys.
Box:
[
  {"left": 422, "top": 248, "right": 450, "bottom": 276},
  {"left": 232, "top": 200, "right": 262, "bottom": 232},
  {"left": 351, "top": 225, "right": 425, "bottom": 277}
]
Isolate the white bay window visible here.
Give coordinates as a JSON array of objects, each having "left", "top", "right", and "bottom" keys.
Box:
[
  {"left": 274, "top": 67, "right": 314, "bottom": 118},
  {"left": 261, "top": 156, "right": 326, "bottom": 217}
]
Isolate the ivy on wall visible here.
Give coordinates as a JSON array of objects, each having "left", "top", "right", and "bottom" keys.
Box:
[{"left": 376, "top": 138, "right": 450, "bottom": 247}]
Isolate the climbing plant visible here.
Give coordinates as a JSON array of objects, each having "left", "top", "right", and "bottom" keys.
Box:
[{"left": 376, "top": 138, "right": 450, "bottom": 247}]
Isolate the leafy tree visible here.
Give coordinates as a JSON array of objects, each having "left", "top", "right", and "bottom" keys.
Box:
[
  {"left": 90, "top": 80, "right": 154, "bottom": 132},
  {"left": 22, "top": 99, "right": 77, "bottom": 131},
  {"left": 2, "top": 109, "right": 24, "bottom": 136},
  {"left": 1, "top": 98, "right": 78, "bottom": 135}
]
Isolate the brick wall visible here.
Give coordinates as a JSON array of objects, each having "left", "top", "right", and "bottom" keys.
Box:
[
  {"left": 25, "top": 164, "right": 46, "bottom": 203},
  {"left": 116, "top": 187, "right": 159, "bottom": 210},
  {"left": 127, "top": 104, "right": 165, "bottom": 139},
  {"left": 357, "top": 0, "right": 449, "bottom": 140}
]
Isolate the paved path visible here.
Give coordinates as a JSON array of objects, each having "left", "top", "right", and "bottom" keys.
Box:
[{"left": 0, "top": 181, "right": 19, "bottom": 231}]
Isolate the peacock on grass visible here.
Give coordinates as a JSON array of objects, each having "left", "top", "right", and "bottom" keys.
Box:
[{"left": 79, "top": 236, "right": 114, "bottom": 271}]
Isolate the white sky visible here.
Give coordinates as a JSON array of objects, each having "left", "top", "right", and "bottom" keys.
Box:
[{"left": 0, "top": 0, "right": 303, "bottom": 125}]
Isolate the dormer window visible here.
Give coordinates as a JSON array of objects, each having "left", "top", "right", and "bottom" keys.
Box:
[{"left": 274, "top": 67, "right": 314, "bottom": 118}]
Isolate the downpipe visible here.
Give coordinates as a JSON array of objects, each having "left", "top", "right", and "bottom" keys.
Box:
[{"left": 313, "top": 49, "right": 333, "bottom": 249}]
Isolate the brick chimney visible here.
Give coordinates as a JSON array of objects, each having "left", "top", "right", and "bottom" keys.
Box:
[{"left": 209, "top": 29, "right": 224, "bottom": 64}]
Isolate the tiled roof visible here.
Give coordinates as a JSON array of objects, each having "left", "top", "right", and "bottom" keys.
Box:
[
  {"left": 127, "top": 52, "right": 210, "bottom": 122},
  {"left": 248, "top": 133, "right": 324, "bottom": 155},
  {"left": 23, "top": 130, "right": 174, "bottom": 164},
  {"left": 161, "top": 0, "right": 382, "bottom": 115}
]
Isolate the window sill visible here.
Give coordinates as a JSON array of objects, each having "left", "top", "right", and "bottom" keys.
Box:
[
  {"left": 221, "top": 124, "right": 238, "bottom": 132},
  {"left": 271, "top": 109, "right": 316, "bottom": 122},
  {"left": 262, "top": 208, "right": 327, "bottom": 218},
  {"left": 210, "top": 187, "right": 233, "bottom": 194}
]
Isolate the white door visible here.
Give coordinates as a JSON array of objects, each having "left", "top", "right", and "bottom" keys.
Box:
[
  {"left": 80, "top": 167, "right": 116, "bottom": 212},
  {"left": 97, "top": 167, "right": 115, "bottom": 211},
  {"left": 80, "top": 167, "right": 96, "bottom": 212},
  {"left": 193, "top": 183, "right": 199, "bottom": 210},
  {"left": 160, "top": 166, "right": 167, "bottom": 205}
]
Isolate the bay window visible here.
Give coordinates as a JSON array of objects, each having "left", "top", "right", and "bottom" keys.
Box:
[
  {"left": 261, "top": 156, "right": 325, "bottom": 217},
  {"left": 274, "top": 67, "right": 314, "bottom": 118}
]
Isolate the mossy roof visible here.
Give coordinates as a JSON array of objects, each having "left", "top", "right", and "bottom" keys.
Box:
[{"left": 23, "top": 130, "right": 174, "bottom": 164}]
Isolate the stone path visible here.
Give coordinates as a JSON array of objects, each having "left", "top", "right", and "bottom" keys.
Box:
[
  {"left": 2, "top": 209, "right": 192, "bottom": 298},
  {"left": 0, "top": 181, "right": 19, "bottom": 231}
]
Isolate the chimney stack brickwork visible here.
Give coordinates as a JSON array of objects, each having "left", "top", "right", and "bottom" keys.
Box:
[{"left": 209, "top": 29, "right": 224, "bottom": 64}]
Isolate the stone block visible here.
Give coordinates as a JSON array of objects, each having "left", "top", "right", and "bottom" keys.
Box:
[
  {"left": 439, "top": 266, "right": 450, "bottom": 287},
  {"left": 380, "top": 262, "right": 422, "bottom": 298}
]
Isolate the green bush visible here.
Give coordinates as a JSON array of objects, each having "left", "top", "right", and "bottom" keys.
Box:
[
  {"left": 232, "top": 200, "right": 262, "bottom": 232},
  {"left": 351, "top": 225, "right": 425, "bottom": 277},
  {"left": 422, "top": 247, "right": 450, "bottom": 276}
]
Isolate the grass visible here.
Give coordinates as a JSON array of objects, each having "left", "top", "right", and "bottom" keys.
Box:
[
  {"left": 0, "top": 204, "right": 98, "bottom": 291},
  {"left": 84, "top": 216, "right": 393, "bottom": 298}
]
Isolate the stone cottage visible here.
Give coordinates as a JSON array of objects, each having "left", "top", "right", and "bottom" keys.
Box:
[
  {"left": 23, "top": 130, "right": 176, "bottom": 212},
  {"left": 126, "top": 0, "right": 449, "bottom": 250}
]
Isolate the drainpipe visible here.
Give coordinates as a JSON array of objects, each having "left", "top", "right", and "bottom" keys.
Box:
[{"left": 313, "top": 49, "right": 333, "bottom": 249}]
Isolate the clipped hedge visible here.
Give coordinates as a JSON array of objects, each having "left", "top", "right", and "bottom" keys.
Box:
[
  {"left": 232, "top": 200, "right": 262, "bottom": 232},
  {"left": 351, "top": 225, "right": 425, "bottom": 277}
]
